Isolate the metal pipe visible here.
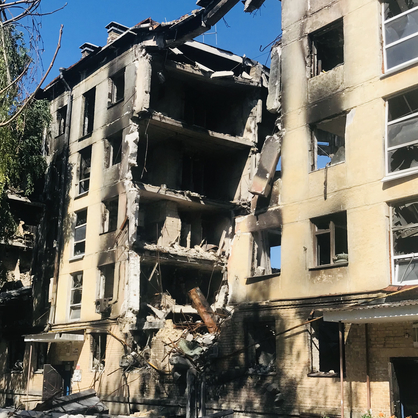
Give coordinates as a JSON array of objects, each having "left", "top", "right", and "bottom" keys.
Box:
[
  {"left": 25, "top": 343, "right": 33, "bottom": 409},
  {"left": 365, "top": 324, "right": 371, "bottom": 411},
  {"left": 339, "top": 321, "right": 344, "bottom": 418}
]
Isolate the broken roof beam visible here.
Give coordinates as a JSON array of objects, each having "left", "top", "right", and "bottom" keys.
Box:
[
  {"left": 164, "top": 0, "right": 240, "bottom": 47},
  {"left": 203, "top": 0, "right": 241, "bottom": 26},
  {"left": 243, "top": 0, "right": 267, "bottom": 13}
]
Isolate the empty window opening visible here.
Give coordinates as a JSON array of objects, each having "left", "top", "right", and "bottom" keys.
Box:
[
  {"left": 101, "top": 198, "right": 118, "bottom": 233},
  {"left": 98, "top": 263, "right": 115, "bottom": 300},
  {"left": 246, "top": 321, "right": 276, "bottom": 374},
  {"left": 82, "top": 88, "right": 95, "bottom": 136},
  {"left": 383, "top": 1, "right": 418, "bottom": 72},
  {"left": 105, "top": 132, "right": 122, "bottom": 168},
  {"left": 9, "top": 337, "right": 25, "bottom": 372},
  {"left": 74, "top": 209, "right": 87, "bottom": 257},
  {"left": 182, "top": 154, "right": 205, "bottom": 194},
  {"left": 69, "top": 272, "right": 83, "bottom": 320},
  {"left": 78, "top": 146, "right": 91, "bottom": 195},
  {"left": 310, "top": 19, "right": 344, "bottom": 77},
  {"left": 391, "top": 200, "right": 418, "bottom": 284},
  {"left": 252, "top": 229, "right": 282, "bottom": 276},
  {"left": 312, "top": 212, "right": 348, "bottom": 267},
  {"left": 150, "top": 71, "right": 251, "bottom": 137},
  {"left": 309, "top": 318, "right": 343, "bottom": 376},
  {"left": 179, "top": 212, "right": 202, "bottom": 249},
  {"left": 57, "top": 106, "right": 67, "bottom": 137},
  {"left": 311, "top": 114, "right": 346, "bottom": 171},
  {"left": 108, "top": 70, "right": 124, "bottom": 105},
  {"left": 36, "top": 343, "right": 48, "bottom": 370},
  {"left": 390, "top": 357, "right": 418, "bottom": 418},
  {"left": 91, "top": 333, "right": 106, "bottom": 370},
  {"left": 142, "top": 263, "right": 223, "bottom": 306},
  {"left": 387, "top": 88, "right": 418, "bottom": 176}
]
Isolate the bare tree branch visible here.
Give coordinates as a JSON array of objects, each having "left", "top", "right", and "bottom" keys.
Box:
[
  {"left": 0, "top": 60, "right": 30, "bottom": 95},
  {"left": 0, "top": 24, "right": 62, "bottom": 127},
  {"left": 0, "top": 0, "right": 41, "bottom": 25}
]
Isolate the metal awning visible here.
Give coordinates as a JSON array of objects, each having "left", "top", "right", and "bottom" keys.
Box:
[
  {"left": 24, "top": 332, "right": 85, "bottom": 343},
  {"left": 323, "top": 300, "right": 418, "bottom": 324}
]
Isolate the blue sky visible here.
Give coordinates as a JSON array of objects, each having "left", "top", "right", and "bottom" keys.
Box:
[{"left": 35, "top": 0, "right": 281, "bottom": 85}]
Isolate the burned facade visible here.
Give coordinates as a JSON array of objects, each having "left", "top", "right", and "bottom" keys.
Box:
[
  {"left": 218, "top": 0, "right": 418, "bottom": 417},
  {"left": 0, "top": 4, "right": 275, "bottom": 415},
  {"left": 5, "top": 1, "right": 418, "bottom": 417}
]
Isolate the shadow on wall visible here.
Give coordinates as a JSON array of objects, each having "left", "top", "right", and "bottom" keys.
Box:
[{"left": 32, "top": 144, "right": 73, "bottom": 325}]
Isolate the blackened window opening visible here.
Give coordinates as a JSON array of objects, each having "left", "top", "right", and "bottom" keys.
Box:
[
  {"left": 83, "top": 88, "right": 96, "bottom": 136},
  {"left": 246, "top": 321, "right": 276, "bottom": 373},
  {"left": 57, "top": 106, "right": 67, "bottom": 137},
  {"left": 79, "top": 146, "right": 91, "bottom": 195},
  {"left": 310, "top": 319, "right": 343, "bottom": 375},
  {"left": 312, "top": 211, "right": 348, "bottom": 266},
  {"left": 311, "top": 19, "right": 344, "bottom": 77}
]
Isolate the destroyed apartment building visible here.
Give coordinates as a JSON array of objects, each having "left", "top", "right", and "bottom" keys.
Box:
[
  {"left": 0, "top": 6, "right": 277, "bottom": 416},
  {"left": 9, "top": 0, "right": 418, "bottom": 417}
]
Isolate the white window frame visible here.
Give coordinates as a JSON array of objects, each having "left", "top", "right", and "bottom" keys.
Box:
[
  {"left": 384, "top": 97, "right": 418, "bottom": 181},
  {"left": 77, "top": 146, "right": 91, "bottom": 196},
  {"left": 383, "top": 3, "right": 418, "bottom": 74},
  {"left": 391, "top": 202, "right": 418, "bottom": 285},
  {"left": 69, "top": 272, "right": 83, "bottom": 321},
  {"left": 73, "top": 209, "right": 87, "bottom": 258}
]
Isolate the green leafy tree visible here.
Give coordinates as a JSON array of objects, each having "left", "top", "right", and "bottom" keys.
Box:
[{"left": 0, "top": 22, "right": 51, "bottom": 239}]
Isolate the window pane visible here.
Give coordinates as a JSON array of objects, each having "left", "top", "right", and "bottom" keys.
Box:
[
  {"left": 73, "top": 274, "right": 83, "bottom": 288},
  {"left": 386, "top": 35, "right": 418, "bottom": 70},
  {"left": 385, "top": 9, "right": 418, "bottom": 45},
  {"left": 388, "top": 116, "right": 418, "bottom": 148},
  {"left": 74, "top": 242, "right": 85, "bottom": 255},
  {"left": 76, "top": 210, "right": 87, "bottom": 226},
  {"left": 71, "top": 289, "right": 82, "bottom": 304},
  {"left": 75, "top": 224, "right": 86, "bottom": 241},
  {"left": 396, "top": 258, "right": 418, "bottom": 282},
  {"left": 79, "top": 179, "right": 90, "bottom": 194},
  {"left": 70, "top": 306, "right": 81, "bottom": 320},
  {"left": 388, "top": 144, "right": 418, "bottom": 173}
]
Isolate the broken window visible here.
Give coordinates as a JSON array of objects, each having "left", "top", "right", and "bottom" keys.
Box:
[
  {"left": 383, "top": 1, "right": 418, "bottom": 72},
  {"left": 91, "top": 333, "right": 106, "bottom": 370},
  {"left": 108, "top": 70, "right": 124, "bottom": 105},
  {"left": 73, "top": 209, "right": 87, "bottom": 257},
  {"left": 312, "top": 211, "right": 348, "bottom": 267},
  {"left": 252, "top": 230, "right": 282, "bottom": 276},
  {"left": 310, "top": 19, "right": 344, "bottom": 77},
  {"left": 309, "top": 318, "right": 343, "bottom": 376},
  {"left": 9, "top": 337, "right": 25, "bottom": 372},
  {"left": 386, "top": 88, "right": 418, "bottom": 177},
  {"left": 36, "top": 343, "right": 48, "bottom": 370},
  {"left": 311, "top": 114, "right": 346, "bottom": 171},
  {"left": 57, "top": 105, "right": 67, "bottom": 137},
  {"left": 98, "top": 263, "right": 115, "bottom": 300},
  {"left": 104, "top": 132, "right": 122, "bottom": 168},
  {"left": 82, "top": 87, "right": 95, "bottom": 136},
  {"left": 69, "top": 272, "right": 83, "bottom": 320},
  {"left": 246, "top": 321, "right": 276, "bottom": 374},
  {"left": 101, "top": 198, "right": 118, "bottom": 233},
  {"left": 391, "top": 200, "right": 418, "bottom": 284},
  {"left": 390, "top": 357, "right": 418, "bottom": 418},
  {"left": 78, "top": 146, "right": 91, "bottom": 195}
]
